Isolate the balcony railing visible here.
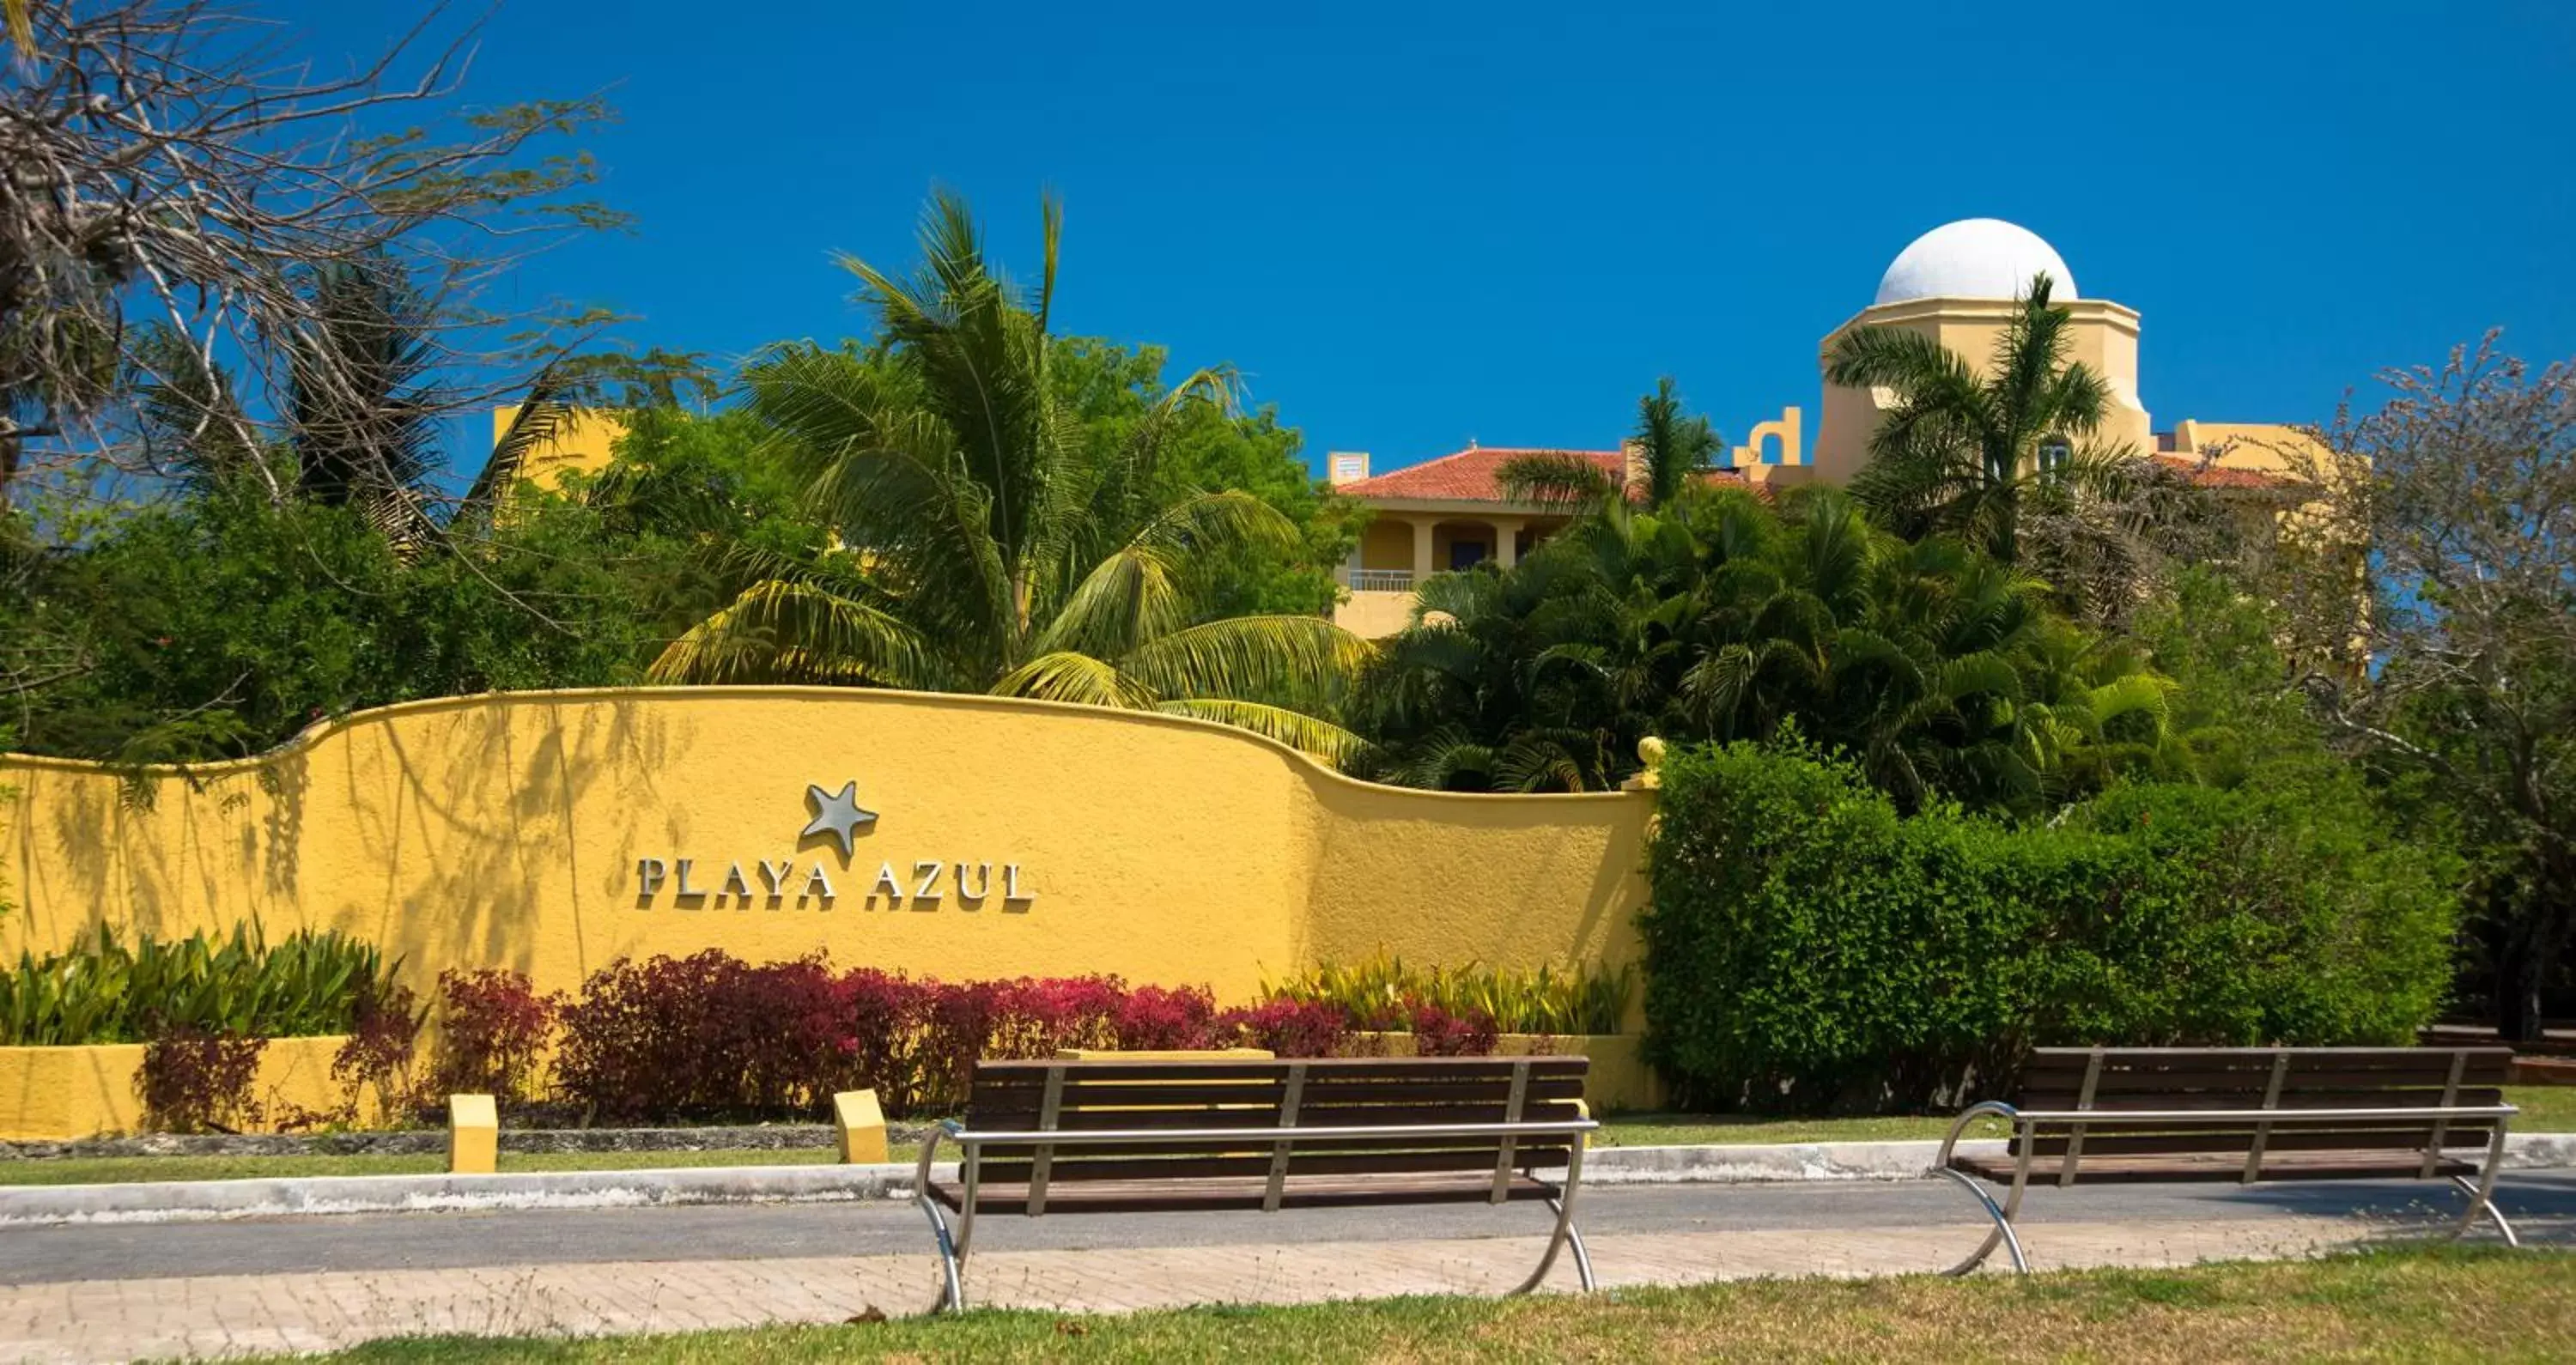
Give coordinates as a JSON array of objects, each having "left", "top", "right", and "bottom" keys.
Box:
[{"left": 1346, "top": 569, "right": 1416, "bottom": 592}]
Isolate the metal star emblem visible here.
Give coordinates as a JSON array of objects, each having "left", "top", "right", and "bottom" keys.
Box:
[{"left": 800, "top": 780, "right": 877, "bottom": 856}]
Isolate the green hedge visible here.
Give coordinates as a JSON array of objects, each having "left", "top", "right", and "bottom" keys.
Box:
[{"left": 1640, "top": 742, "right": 2458, "bottom": 1113}]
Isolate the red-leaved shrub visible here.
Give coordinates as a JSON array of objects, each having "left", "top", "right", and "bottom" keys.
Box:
[
  {"left": 991, "top": 975, "right": 1126, "bottom": 1057},
  {"left": 1115, "top": 984, "right": 1218, "bottom": 1050},
  {"left": 427, "top": 969, "right": 557, "bottom": 1107},
  {"left": 1218, "top": 999, "right": 1351, "bottom": 1058},
  {"left": 1408, "top": 1002, "right": 1501, "bottom": 1056},
  {"left": 331, "top": 981, "right": 423, "bottom": 1119},
  {"left": 839, "top": 968, "right": 931, "bottom": 1113},
  {"left": 137, "top": 1029, "right": 268, "bottom": 1132}
]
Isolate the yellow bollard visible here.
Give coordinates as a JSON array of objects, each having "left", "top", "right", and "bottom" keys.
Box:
[
  {"left": 447, "top": 1094, "right": 498, "bottom": 1174},
  {"left": 833, "top": 1089, "right": 890, "bottom": 1164}
]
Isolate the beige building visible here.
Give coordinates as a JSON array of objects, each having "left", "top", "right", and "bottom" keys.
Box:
[{"left": 1329, "top": 218, "right": 2316, "bottom": 638}]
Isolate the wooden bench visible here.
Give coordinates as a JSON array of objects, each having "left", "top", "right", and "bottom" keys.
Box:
[
  {"left": 1935, "top": 1046, "right": 2521, "bottom": 1274},
  {"left": 911, "top": 1056, "right": 1600, "bottom": 1310}
]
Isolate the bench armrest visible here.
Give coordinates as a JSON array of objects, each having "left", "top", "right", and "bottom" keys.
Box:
[
  {"left": 1936, "top": 1101, "right": 2022, "bottom": 1168},
  {"left": 914, "top": 1119, "right": 960, "bottom": 1196}
]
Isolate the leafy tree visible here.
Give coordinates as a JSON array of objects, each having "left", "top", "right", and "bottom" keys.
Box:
[
  {"left": 2, "top": 0, "right": 618, "bottom": 507},
  {"left": 2285, "top": 336, "right": 2576, "bottom": 1040},
  {"left": 1826, "top": 274, "right": 2135, "bottom": 566},
  {"left": 1048, "top": 336, "right": 1359, "bottom": 617},
  {"left": 649, "top": 192, "right": 1370, "bottom": 761},
  {"left": 0, "top": 482, "right": 665, "bottom": 764}
]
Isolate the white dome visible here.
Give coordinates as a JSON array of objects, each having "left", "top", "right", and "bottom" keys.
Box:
[{"left": 1873, "top": 219, "right": 2077, "bottom": 306}]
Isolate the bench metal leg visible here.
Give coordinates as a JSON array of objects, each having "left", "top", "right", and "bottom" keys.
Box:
[
  {"left": 918, "top": 1195, "right": 968, "bottom": 1312},
  {"left": 2449, "top": 1174, "right": 2521, "bottom": 1248},
  {"left": 914, "top": 1130, "right": 975, "bottom": 1313},
  {"left": 1936, "top": 1168, "right": 2029, "bottom": 1276},
  {"left": 1510, "top": 1192, "right": 1597, "bottom": 1294},
  {"left": 1563, "top": 1209, "right": 1597, "bottom": 1291},
  {"left": 1510, "top": 1142, "right": 1596, "bottom": 1295}
]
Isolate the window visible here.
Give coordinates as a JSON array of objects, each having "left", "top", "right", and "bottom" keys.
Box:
[{"left": 2038, "top": 435, "right": 2073, "bottom": 478}]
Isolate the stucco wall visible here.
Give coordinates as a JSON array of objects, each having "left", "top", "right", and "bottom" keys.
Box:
[
  {"left": 1, "top": 689, "right": 1649, "bottom": 1005},
  {"left": 0, "top": 1037, "right": 355, "bottom": 1141}
]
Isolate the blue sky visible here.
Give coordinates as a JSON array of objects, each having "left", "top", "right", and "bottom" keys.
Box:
[{"left": 279, "top": 0, "right": 2573, "bottom": 477}]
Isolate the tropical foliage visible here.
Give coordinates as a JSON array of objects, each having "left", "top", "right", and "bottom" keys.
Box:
[
  {"left": 646, "top": 194, "right": 1369, "bottom": 760},
  {"left": 1353, "top": 483, "right": 2178, "bottom": 813},
  {"left": 1825, "top": 273, "right": 2150, "bottom": 575},
  {"left": 0, "top": 923, "right": 400, "bottom": 1046},
  {"left": 1643, "top": 740, "right": 2459, "bottom": 1112}
]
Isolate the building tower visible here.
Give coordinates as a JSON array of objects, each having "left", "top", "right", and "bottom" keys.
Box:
[{"left": 1807, "top": 218, "right": 2153, "bottom": 483}]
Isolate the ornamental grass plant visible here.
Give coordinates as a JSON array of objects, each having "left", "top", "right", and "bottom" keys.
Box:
[{"left": 1264, "top": 955, "right": 1631, "bottom": 1036}]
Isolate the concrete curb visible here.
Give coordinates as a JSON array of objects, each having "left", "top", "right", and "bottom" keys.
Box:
[{"left": 6, "top": 1132, "right": 2571, "bottom": 1227}]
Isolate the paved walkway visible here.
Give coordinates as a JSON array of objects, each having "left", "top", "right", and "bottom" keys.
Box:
[{"left": 3, "top": 1174, "right": 2567, "bottom": 1363}]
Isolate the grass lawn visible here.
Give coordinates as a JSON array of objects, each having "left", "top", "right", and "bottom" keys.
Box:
[
  {"left": 283, "top": 1248, "right": 2576, "bottom": 1363},
  {"left": 9, "top": 1087, "right": 2568, "bottom": 1186}
]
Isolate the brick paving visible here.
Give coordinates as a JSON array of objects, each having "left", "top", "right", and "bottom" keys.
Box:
[{"left": 0, "top": 1214, "right": 2369, "bottom": 1363}]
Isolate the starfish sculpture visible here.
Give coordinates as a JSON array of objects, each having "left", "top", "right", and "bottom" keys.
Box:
[{"left": 800, "top": 780, "right": 878, "bottom": 856}]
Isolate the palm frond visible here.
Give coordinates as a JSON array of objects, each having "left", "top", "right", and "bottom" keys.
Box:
[
  {"left": 1156, "top": 697, "right": 1370, "bottom": 767},
  {"left": 461, "top": 368, "right": 582, "bottom": 517},
  {"left": 1631, "top": 376, "right": 1722, "bottom": 507},
  {"left": 989, "top": 651, "right": 1158, "bottom": 708},
  {"left": 1495, "top": 452, "right": 1619, "bottom": 508},
  {"left": 1121, "top": 614, "right": 1372, "bottom": 707},
  {"left": 648, "top": 579, "right": 931, "bottom": 686},
  {"left": 127, "top": 324, "right": 261, "bottom": 490}
]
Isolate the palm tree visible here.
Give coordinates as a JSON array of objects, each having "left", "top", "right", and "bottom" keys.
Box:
[
  {"left": 127, "top": 254, "right": 583, "bottom": 551},
  {"left": 1355, "top": 482, "right": 2178, "bottom": 809},
  {"left": 648, "top": 191, "right": 1371, "bottom": 762},
  {"left": 1825, "top": 273, "right": 2135, "bottom": 563},
  {"left": 1495, "top": 376, "right": 1721, "bottom": 512}
]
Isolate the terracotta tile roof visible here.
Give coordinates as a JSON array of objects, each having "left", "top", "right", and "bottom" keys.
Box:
[
  {"left": 2153, "top": 454, "right": 2296, "bottom": 490},
  {"left": 1338, "top": 446, "right": 1747, "bottom": 503},
  {"left": 1335, "top": 447, "right": 1621, "bottom": 501}
]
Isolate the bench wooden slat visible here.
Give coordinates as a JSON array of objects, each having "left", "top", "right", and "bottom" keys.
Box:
[
  {"left": 2023, "top": 1046, "right": 2513, "bottom": 1063},
  {"left": 2022, "top": 1049, "right": 2508, "bottom": 1075},
  {"left": 961, "top": 1100, "right": 1589, "bottom": 1133},
  {"left": 2017, "top": 1126, "right": 2498, "bottom": 1158},
  {"left": 2015, "top": 1087, "right": 2506, "bottom": 1111},
  {"left": 969, "top": 1058, "right": 1589, "bottom": 1084},
  {"left": 966, "top": 1077, "right": 1588, "bottom": 1112},
  {"left": 962, "top": 1133, "right": 1581, "bottom": 1160},
  {"left": 2019, "top": 1064, "right": 2510, "bottom": 1094},
  {"left": 976, "top": 1145, "right": 1576, "bottom": 1185},
  {"left": 1953, "top": 1150, "right": 2480, "bottom": 1183},
  {"left": 929, "top": 1171, "right": 1563, "bottom": 1215}
]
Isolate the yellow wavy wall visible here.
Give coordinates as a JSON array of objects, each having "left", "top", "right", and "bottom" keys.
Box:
[{"left": 1, "top": 689, "right": 1650, "bottom": 1007}]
